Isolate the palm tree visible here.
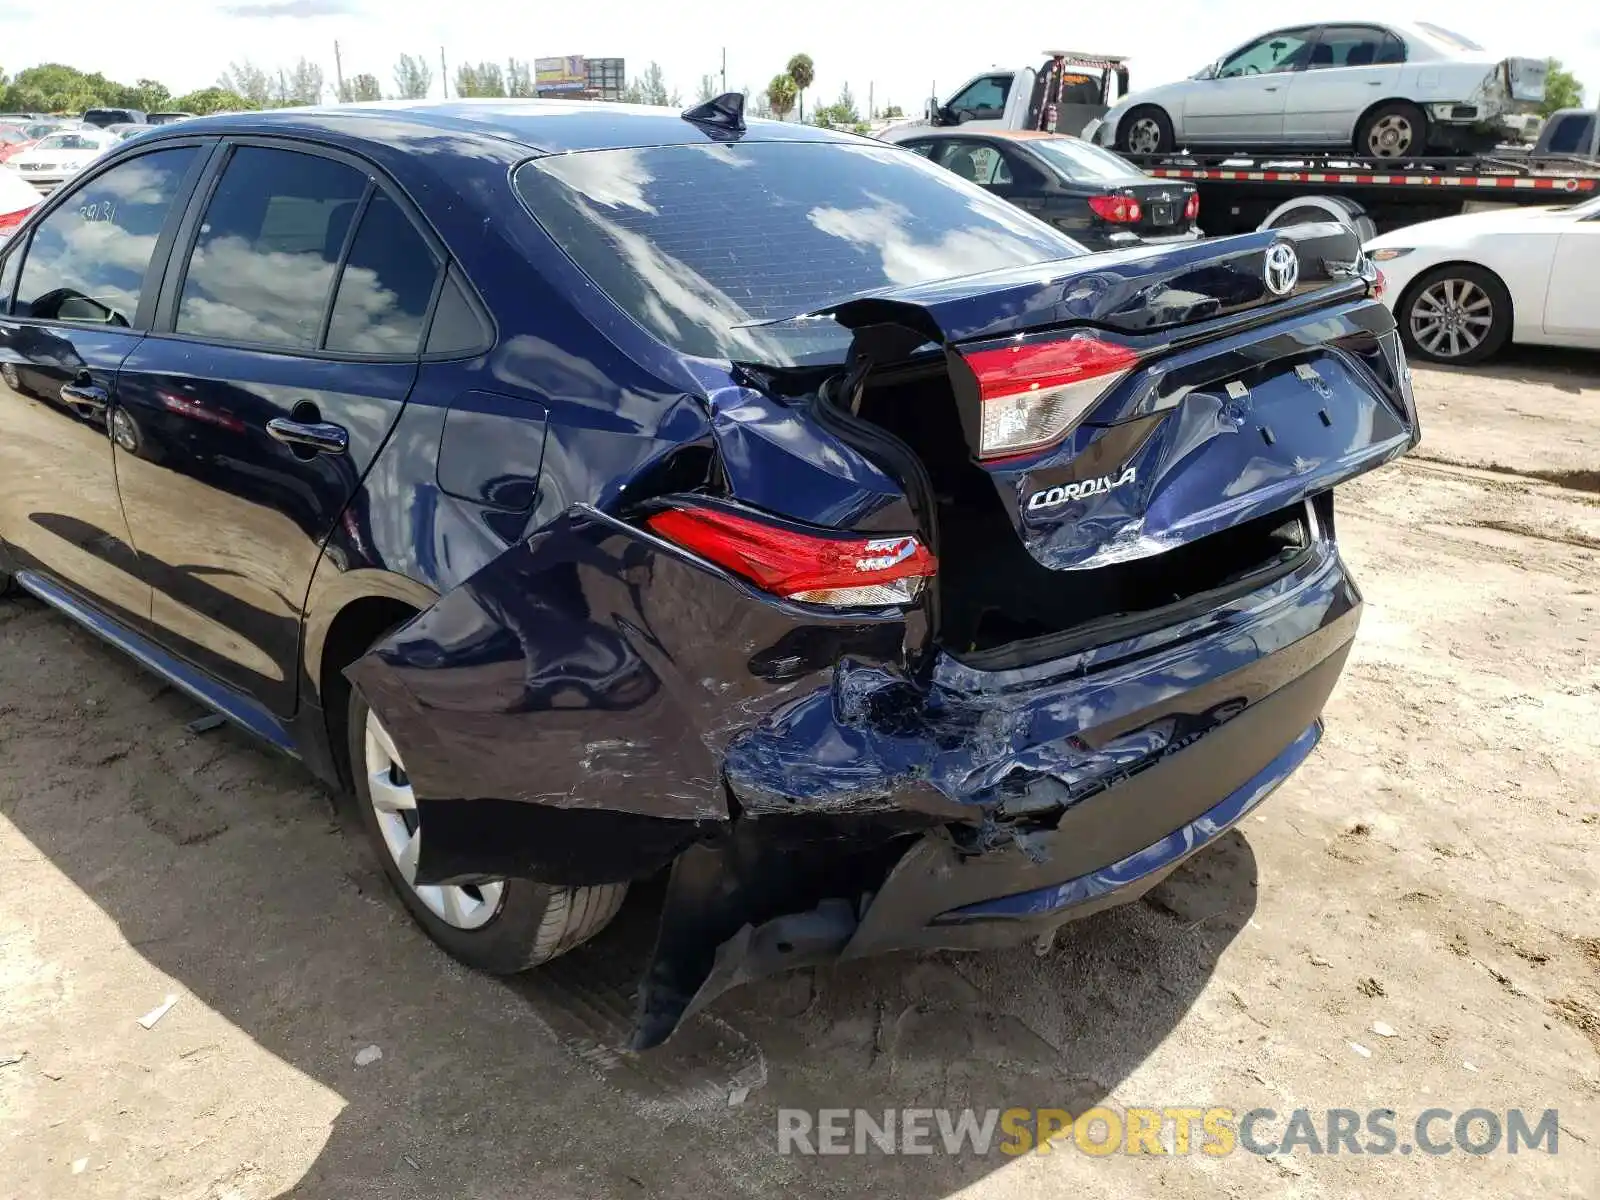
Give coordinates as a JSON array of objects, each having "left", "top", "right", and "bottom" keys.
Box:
[
  {"left": 786, "top": 53, "right": 814, "bottom": 123},
  {"left": 766, "top": 74, "right": 797, "bottom": 121}
]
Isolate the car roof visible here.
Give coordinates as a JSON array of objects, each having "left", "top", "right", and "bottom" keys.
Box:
[{"left": 151, "top": 100, "right": 865, "bottom": 156}]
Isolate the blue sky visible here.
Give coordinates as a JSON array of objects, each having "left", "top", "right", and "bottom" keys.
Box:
[{"left": 2, "top": 2, "right": 1595, "bottom": 112}]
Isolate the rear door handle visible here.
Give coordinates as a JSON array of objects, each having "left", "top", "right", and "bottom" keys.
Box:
[
  {"left": 266, "top": 417, "right": 348, "bottom": 455},
  {"left": 1263, "top": 85, "right": 1279, "bottom": 92},
  {"left": 60, "top": 381, "right": 109, "bottom": 412}
]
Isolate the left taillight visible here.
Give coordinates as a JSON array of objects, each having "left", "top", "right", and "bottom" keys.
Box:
[
  {"left": 1087, "top": 194, "right": 1141, "bottom": 224},
  {"left": 960, "top": 333, "right": 1141, "bottom": 459},
  {"left": 1184, "top": 191, "right": 1200, "bottom": 222},
  {"left": 0, "top": 206, "right": 31, "bottom": 236},
  {"left": 645, "top": 503, "right": 937, "bottom": 608}
]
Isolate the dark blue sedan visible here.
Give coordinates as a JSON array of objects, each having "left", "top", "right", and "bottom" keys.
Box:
[{"left": 0, "top": 98, "right": 1417, "bottom": 1047}]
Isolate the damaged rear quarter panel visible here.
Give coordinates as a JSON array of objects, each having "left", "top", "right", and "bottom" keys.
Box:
[{"left": 344, "top": 506, "right": 919, "bottom": 839}]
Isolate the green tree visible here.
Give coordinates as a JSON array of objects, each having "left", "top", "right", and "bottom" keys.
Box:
[
  {"left": 127, "top": 78, "right": 173, "bottom": 112},
  {"left": 882, "top": 103, "right": 903, "bottom": 119},
  {"left": 1541, "top": 59, "right": 1584, "bottom": 117},
  {"left": 766, "top": 74, "right": 797, "bottom": 121},
  {"left": 786, "top": 53, "right": 814, "bottom": 122},
  {"left": 625, "top": 62, "right": 676, "bottom": 107},
  {"left": 174, "top": 87, "right": 257, "bottom": 115},
  {"left": 217, "top": 60, "right": 274, "bottom": 107},
  {"left": 455, "top": 62, "right": 506, "bottom": 98},
  {"left": 506, "top": 59, "right": 535, "bottom": 98},
  {"left": 279, "top": 58, "right": 324, "bottom": 106},
  {"left": 392, "top": 53, "right": 433, "bottom": 100},
  {"left": 812, "top": 83, "right": 859, "bottom": 127},
  {"left": 339, "top": 73, "right": 382, "bottom": 103},
  {"left": 745, "top": 83, "right": 771, "bottom": 119},
  {"left": 695, "top": 73, "right": 718, "bottom": 103}
]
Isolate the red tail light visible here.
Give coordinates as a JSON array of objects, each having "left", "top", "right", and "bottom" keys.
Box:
[
  {"left": 0, "top": 205, "right": 31, "bottom": 235},
  {"left": 961, "top": 333, "right": 1141, "bottom": 459},
  {"left": 1184, "top": 191, "right": 1200, "bottom": 222},
  {"left": 1087, "top": 194, "right": 1141, "bottom": 224},
  {"left": 1372, "top": 268, "right": 1387, "bottom": 300},
  {"left": 646, "top": 503, "right": 937, "bottom": 607}
]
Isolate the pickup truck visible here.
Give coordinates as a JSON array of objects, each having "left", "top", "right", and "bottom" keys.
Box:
[{"left": 878, "top": 53, "right": 1129, "bottom": 145}]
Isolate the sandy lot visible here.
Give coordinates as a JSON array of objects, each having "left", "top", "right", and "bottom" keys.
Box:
[{"left": 2, "top": 349, "right": 1597, "bottom": 1199}]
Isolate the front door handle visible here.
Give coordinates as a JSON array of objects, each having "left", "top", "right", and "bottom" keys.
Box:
[
  {"left": 1263, "top": 85, "right": 1279, "bottom": 92},
  {"left": 266, "top": 417, "right": 348, "bottom": 455},
  {"left": 60, "top": 380, "right": 109, "bottom": 412}
]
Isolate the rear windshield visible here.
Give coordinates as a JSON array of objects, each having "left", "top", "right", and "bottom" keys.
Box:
[
  {"left": 514, "top": 140, "right": 1084, "bottom": 364},
  {"left": 1028, "top": 138, "right": 1143, "bottom": 182}
]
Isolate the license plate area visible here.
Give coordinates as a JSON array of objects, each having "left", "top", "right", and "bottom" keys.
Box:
[{"left": 1148, "top": 203, "right": 1174, "bottom": 226}]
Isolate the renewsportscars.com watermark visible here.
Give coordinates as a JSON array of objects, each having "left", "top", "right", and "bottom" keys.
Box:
[{"left": 777, "top": 1107, "right": 1562, "bottom": 1158}]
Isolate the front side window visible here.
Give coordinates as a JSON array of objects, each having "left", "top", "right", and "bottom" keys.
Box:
[
  {"left": 14, "top": 146, "right": 198, "bottom": 326},
  {"left": 176, "top": 146, "right": 367, "bottom": 349},
  {"left": 948, "top": 76, "right": 1011, "bottom": 118},
  {"left": 1219, "top": 30, "right": 1314, "bottom": 77},
  {"left": 325, "top": 192, "right": 440, "bottom": 354}
]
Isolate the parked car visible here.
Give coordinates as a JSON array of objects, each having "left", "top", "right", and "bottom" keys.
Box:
[
  {"left": 1088, "top": 21, "right": 1546, "bottom": 157},
  {"left": 0, "top": 126, "right": 34, "bottom": 163},
  {"left": 1364, "top": 192, "right": 1600, "bottom": 362},
  {"left": 0, "top": 165, "right": 38, "bottom": 240},
  {"left": 79, "top": 107, "right": 147, "bottom": 129},
  {"left": 0, "top": 100, "right": 1415, "bottom": 1048},
  {"left": 105, "top": 122, "right": 154, "bottom": 142},
  {"left": 895, "top": 129, "right": 1200, "bottom": 250},
  {"left": 4, "top": 128, "right": 117, "bottom": 194},
  {"left": 146, "top": 112, "right": 197, "bottom": 125}
]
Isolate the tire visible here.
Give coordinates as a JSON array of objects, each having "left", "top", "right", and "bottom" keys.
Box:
[
  {"left": 1116, "top": 106, "right": 1175, "bottom": 155},
  {"left": 1356, "top": 101, "right": 1426, "bottom": 158},
  {"left": 347, "top": 687, "right": 626, "bottom": 973},
  {"left": 1397, "top": 264, "right": 1512, "bottom": 365}
]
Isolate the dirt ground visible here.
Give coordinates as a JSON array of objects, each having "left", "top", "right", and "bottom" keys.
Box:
[{"left": 2, "top": 349, "right": 1597, "bottom": 1199}]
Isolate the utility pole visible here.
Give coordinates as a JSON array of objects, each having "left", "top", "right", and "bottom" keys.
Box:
[
  {"left": 333, "top": 40, "right": 345, "bottom": 103},
  {"left": 720, "top": 48, "right": 727, "bottom": 94},
  {"left": 440, "top": 47, "right": 449, "bottom": 99},
  {"left": 868, "top": 81, "right": 874, "bottom": 120}
]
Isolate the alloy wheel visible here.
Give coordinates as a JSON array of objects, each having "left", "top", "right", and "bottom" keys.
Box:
[
  {"left": 363, "top": 709, "right": 504, "bottom": 930},
  {"left": 1409, "top": 278, "right": 1494, "bottom": 360},
  {"left": 1128, "top": 117, "right": 1162, "bottom": 154},
  {"left": 1367, "top": 115, "right": 1414, "bottom": 157}
]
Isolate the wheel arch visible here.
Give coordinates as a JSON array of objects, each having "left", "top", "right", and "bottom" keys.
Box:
[
  {"left": 1117, "top": 103, "right": 1174, "bottom": 148},
  {"left": 1351, "top": 98, "right": 1427, "bottom": 149}
]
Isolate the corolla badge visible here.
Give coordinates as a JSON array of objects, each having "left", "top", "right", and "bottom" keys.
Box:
[
  {"left": 1264, "top": 242, "right": 1299, "bottom": 297},
  {"left": 1027, "top": 466, "right": 1137, "bottom": 512}
]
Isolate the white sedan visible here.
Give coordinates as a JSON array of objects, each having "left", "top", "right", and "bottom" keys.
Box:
[
  {"left": 1364, "top": 194, "right": 1600, "bottom": 364},
  {"left": 0, "top": 161, "right": 39, "bottom": 241},
  {"left": 4, "top": 128, "right": 117, "bottom": 195}
]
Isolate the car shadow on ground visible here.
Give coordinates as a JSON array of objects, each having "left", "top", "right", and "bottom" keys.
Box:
[
  {"left": 1, "top": 598, "right": 1259, "bottom": 1198},
  {"left": 1422, "top": 343, "right": 1600, "bottom": 393}
]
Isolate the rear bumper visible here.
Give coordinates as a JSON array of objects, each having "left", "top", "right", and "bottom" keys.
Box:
[{"left": 630, "top": 540, "right": 1362, "bottom": 1046}]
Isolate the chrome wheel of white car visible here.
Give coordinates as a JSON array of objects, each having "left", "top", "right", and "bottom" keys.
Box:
[
  {"left": 1410, "top": 278, "right": 1493, "bottom": 360},
  {"left": 364, "top": 709, "right": 505, "bottom": 930}
]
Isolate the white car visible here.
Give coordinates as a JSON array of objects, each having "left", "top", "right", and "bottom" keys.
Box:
[
  {"left": 1363, "top": 194, "right": 1600, "bottom": 363},
  {"left": 4, "top": 128, "right": 117, "bottom": 195},
  {"left": 1088, "top": 21, "right": 1546, "bottom": 158}
]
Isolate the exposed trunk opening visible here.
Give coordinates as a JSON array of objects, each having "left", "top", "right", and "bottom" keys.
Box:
[{"left": 844, "top": 372, "right": 1314, "bottom": 665}]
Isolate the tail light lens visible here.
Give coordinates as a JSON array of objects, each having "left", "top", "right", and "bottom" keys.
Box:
[
  {"left": 1372, "top": 268, "right": 1387, "bottom": 300},
  {"left": 1087, "top": 194, "right": 1141, "bottom": 224},
  {"left": 646, "top": 503, "right": 937, "bottom": 608},
  {"left": 1184, "top": 191, "right": 1200, "bottom": 222},
  {"left": 961, "top": 333, "right": 1141, "bottom": 459},
  {"left": 0, "top": 206, "right": 31, "bottom": 235}
]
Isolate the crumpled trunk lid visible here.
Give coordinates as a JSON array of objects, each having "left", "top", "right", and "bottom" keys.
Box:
[
  {"left": 798, "top": 224, "right": 1416, "bottom": 574},
  {"left": 1501, "top": 57, "right": 1548, "bottom": 106}
]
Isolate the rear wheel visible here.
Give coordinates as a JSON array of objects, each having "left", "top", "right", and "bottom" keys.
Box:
[
  {"left": 1398, "top": 264, "right": 1511, "bottom": 365},
  {"left": 347, "top": 688, "right": 626, "bottom": 972},
  {"left": 1356, "top": 102, "right": 1426, "bottom": 158},
  {"left": 1117, "top": 106, "right": 1175, "bottom": 155}
]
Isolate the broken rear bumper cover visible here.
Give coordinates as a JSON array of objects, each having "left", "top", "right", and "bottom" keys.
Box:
[{"left": 349, "top": 504, "right": 1360, "bottom": 1049}]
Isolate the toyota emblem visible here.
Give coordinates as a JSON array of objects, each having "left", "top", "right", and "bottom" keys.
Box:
[{"left": 1264, "top": 242, "right": 1299, "bottom": 297}]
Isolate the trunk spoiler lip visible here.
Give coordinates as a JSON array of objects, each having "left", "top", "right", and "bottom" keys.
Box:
[{"left": 730, "top": 224, "right": 1365, "bottom": 370}]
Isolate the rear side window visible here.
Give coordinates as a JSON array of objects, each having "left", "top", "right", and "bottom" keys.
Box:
[
  {"left": 325, "top": 192, "right": 440, "bottom": 354},
  {"left": 14, "top": 146, "right": 198, "bottom": 326},
  {"left": 176, "top": 146, "right": 367, "bottom": 348},
  {"left": 514, "top": 141, "right": 1081, "bottom": 363}
]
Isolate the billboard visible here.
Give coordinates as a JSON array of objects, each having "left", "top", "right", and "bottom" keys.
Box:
[
  {"left": 535, "top": 56, "right": 588, "bottom": 93},
  {"left": 585, "top": 57, "right": 626, "bottom": 101}
]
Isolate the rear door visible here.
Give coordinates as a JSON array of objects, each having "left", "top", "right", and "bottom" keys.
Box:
[
  {"left": 112, "top": 140, "right": 444, "bottom": 714},
  {"left": 1186, "top": 28, "right": 1312, "bottom": 143},
  {"left": 0, "top": 142, "right": 207, "bottom": 620},
  {"left": 1284, "top": 25, "right": 1404, "bottom": 143}
]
